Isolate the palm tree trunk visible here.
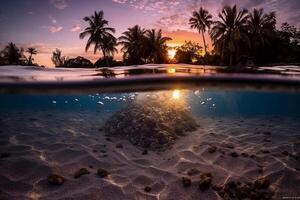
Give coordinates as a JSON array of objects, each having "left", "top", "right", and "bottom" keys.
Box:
[
  {"left": 29, "top": 54, "right": 32, "bottom": 65},
  {"left": 201, "top": 29, "right": 207, "bottom": 55},
  {"left": 101, "top": 48, "right": 110, "bottom": 67}
]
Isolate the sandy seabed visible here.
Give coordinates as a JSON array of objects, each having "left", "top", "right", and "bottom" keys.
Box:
[{"left": 0, "top": 111, "right": 300, "bottom": 200}]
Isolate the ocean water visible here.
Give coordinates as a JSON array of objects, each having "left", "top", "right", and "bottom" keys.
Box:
[
  {"left": 0, "top": 88, "right": 300, "bottom": 199},
  {"left": 1, "top": 89, "right": 300, "bottom": 116},
  {"left": 1, "top": 64, "right": 300, "bottom": 200}
]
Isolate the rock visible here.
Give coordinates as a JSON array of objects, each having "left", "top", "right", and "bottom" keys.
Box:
[
  {"left": 208, "top": 146, "right": 217, "bottom": 153},
  {"left": 144, "top": 186, "right": 152, "bottom": 192},
  {"left": 218, "top": 180, "right": 273, "bottom": 200},
  {"left": 0, "top": 152, "right": 11, "bottom": 158},
  {"left": 282, "top": 151, "right": 289, "bottom": 156},
  {"left": 97, "top": 168, "right": 109, "bottom": 178},
  {"left": 241, "top": 152, "right": 249, "bottom": 157},
  {"left": 230, "top": 152, "right": 239, "bottom": 157},
  {"left": 262, "top": 150, "right": 270, "bottom": 154},
  {"left": 263, "top": 131, "right": 272, "bottom": 135},
  {"left": 254, "top": 178, "right": 270, "bottom": 189},
  {"left": 106, "top": 137, "right": 112, "bottom": 142},
  {"left": 250, "top": 155, "right": 256, "bottom": 159},
  {"left": 142, "top": 150, "right": 148, "bottom": 155},
  {"left": 182, "top": 177, "right": 192, "bottom": 187},
  {"left": 263, "top": 139, "right": 271, "bottom": 142},
  {"left": 187, "top": 168, "right": 200, "bottom": 176},
  {"left": 47, "top": 174, "right": 65, "bottom": 186},
  {"left": 199, "top": 173, "right": 212, "bottom": 191},
  {"left": 116, "top": 143, "right": 123, "bottom": 148},
  {"left": 103, "top": 93, "right": 198, "bottom": 150},
  {"left": 224, "top": 144, "right": 235, "bottom": 149},
  {"left": 74, "top": 168, "right": 90, "bottom": 179},
  {"left": 258, "top": 168, "right": 263, "bottom": 174}
]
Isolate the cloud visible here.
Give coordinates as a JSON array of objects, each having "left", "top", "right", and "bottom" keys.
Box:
[
  {"left": 50, "top": 0, "right": 68, "bottom": 9},
  {"left": 71, "top": 25, "right": 81, "bottom": 32},
  {"left": 49, "top": 15, "right": 57, "bottom": 24},
  {"left": 50, "top": 26, "right": 63, "bottom": 33},
  {"left": 149, "top": 0, "right": 300, "bottom": 33},
  {"left": 112, "top": 0, "right": 180, "bottom": 13},
  {"left": 112, "top": 0, "right": 127, "bottom": 4}
]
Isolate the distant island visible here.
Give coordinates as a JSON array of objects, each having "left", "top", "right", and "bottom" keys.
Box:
[{"left": 0, "top": 5, "right": 299, "bottom": 69}]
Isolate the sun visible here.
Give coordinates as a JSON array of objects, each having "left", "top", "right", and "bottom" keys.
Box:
[
  {"left": 172, "top": 90, "right": 181, "bottom": 100},
  {"left": 168, "top": 49, "right": 176, "bottom": 59},
  {"left": 167, "top": 43, "right": 180, "bottom": 59}
]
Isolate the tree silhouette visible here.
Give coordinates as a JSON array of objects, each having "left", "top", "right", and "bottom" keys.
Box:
[
  {"left": 80, "top": 11, "right": 117, "bottom": 67},
  {"left": 247, "top": 8, "right": 276, "bottom": 61},
  {"left": 26, "top": 47, "right": 37, "bottom": 65},
  {"left": 210, "top": 5, "right": 249, "bottom": 65},
  {"left": 1, "top": 42, "right": 25, "bottom": 65},
  {"left": 145, "top": 29, "right": 172, "bottom": 63},
  {"left": 51, "top": 49, "right": 66, "bottom": 67},
  {"left": 189, "top": 7, "right": 213, "bottom": 55},
  {"left": 118, "top": 25, "right": 147, "bottom": 65}
]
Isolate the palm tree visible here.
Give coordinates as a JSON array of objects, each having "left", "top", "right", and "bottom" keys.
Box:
[
  {"left": 247, "top": 8, "right": 276, "bottom": 58},
  {"left": 189, "top": 7, "right": 213, "bottom": 55},
  {"left": 80, "top": 11, "right": 117, "bottom": 67},
  {"left": 2, "top": 42, "right": 25, "bottom": 65},
  {"left": 118, "top": 25, "right": 146, "bottom": 65},
  {"left": 26, "top": 47, "right": 37, "bottom": 65},
  {"left": 210, "top": 5, "right": 249, "bottom": 65},
  {"left": 51, "top": 49, "right": 66, "bottom": 67},
  {"left": 102, "top": 35, "right": 118, "bottom": 58},
  {"left": 145, "top": 29, "right": 172, "bottom": 63}
]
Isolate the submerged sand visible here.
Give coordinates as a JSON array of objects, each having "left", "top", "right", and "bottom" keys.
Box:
[{"left": 0, "top": 109, "right": 300, "bottom": 200}]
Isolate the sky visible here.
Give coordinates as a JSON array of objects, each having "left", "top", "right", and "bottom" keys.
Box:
[{"left": 0, "top": 0, "right": 299, "bottom": 67}]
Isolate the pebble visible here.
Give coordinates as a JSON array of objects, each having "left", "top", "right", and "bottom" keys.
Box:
[
  {"left": 263, "top": 131, "right": 272, "bottom": 135},
  {"left": 187, "top": 168, "right": 201, "bottom": 176},
  {"left": 254, "top": 178, "right": 270, "bottom": 189},
  {"left": 97, "top": 168, "right": 109, "bottom": 178},
  {"left": 142, "top": 149, "right": 148, "bottom": 155},
  {"left": 230, "top": 152, "right": 239, "bottom": 157},
  {"left": 198, "top": 173, "right": 213, "bottom": 191},
  {"left": 263, "top": 138, "right": 271, "bottom": 142},
  {"left": 74, "top": 168, "right": 90, "bottom": 179},
  {"left": 241, "top": 152, "right": 249, "bottom": 157},
  {"left": 116, "top": 143, "right": 123, "bottom": 148},
  {"left": 47, "top": 174, "right": 65, "bottom": 186},
  {"left": 208, "top": 146, "right": 217, "bottom": 153},
  {"left": 144, "top": 186, "right": 152, "bottom": 192},
  {"left": 182, "top": 177, "right": 192, "bottom": 187}
]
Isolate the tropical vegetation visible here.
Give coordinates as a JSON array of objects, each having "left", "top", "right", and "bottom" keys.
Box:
[
  {"left": 189, "top": 7, "right": 213, "bottom": 55},
  {"left": 26, "top": 47, "right": 37, "bottom": 65},
  {"left": 0, "top": 7, "right": 299, "bottom": 68},
  {"left": 80, "top": 11, "right": 117, "bottom": 67}
]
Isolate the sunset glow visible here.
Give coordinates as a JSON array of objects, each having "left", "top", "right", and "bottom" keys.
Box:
[
  {"left": 172, "top": 90, "right": 181, "bottom": 100},
  {"left": 168, "top": 49, "right": 177, "bottom": 59},
  {"left": 0, "top": 0, "right": 299, "bottom": 67}
]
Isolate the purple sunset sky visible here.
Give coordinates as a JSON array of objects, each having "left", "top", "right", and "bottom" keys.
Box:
[{"left": 0, "top": 0, "right": 299, "bottom": 66}]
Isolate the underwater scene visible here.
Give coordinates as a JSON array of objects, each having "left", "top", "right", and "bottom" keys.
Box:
[{"left": 1, "top": 88, "right": 300, "bottom": 200}]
